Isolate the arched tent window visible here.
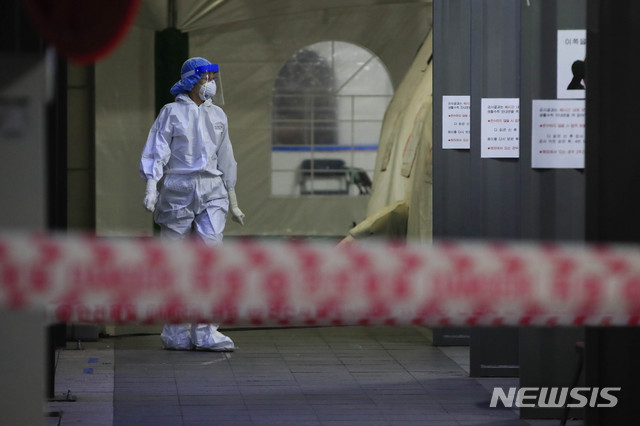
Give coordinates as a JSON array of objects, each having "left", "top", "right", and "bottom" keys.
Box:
[{"left": 271, "top": 41, "right": 393, "bottom": 196}]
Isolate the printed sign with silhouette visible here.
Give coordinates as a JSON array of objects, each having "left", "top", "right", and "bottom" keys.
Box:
[{"left": 557, "top": 30, "right": 586, "bottom": 99}]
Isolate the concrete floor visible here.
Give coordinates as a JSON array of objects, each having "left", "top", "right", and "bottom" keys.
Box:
[{"left": 46, "top": 326, "right": 585, "bottom": 425}]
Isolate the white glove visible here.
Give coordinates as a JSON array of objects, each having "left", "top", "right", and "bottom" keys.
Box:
[
  {"left": 143, "top": 179, "right": 159, "bottom": 212},
  {"left": 228, "top": 188, "right": 245, "bottom": 225}
]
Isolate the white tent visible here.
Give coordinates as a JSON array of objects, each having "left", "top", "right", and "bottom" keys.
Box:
[
  {"left": 94, "top": 0, "right": 433, "bottom": 238},
  {"left": 345, "top": 31, "right": 433, "bottom": 243}
]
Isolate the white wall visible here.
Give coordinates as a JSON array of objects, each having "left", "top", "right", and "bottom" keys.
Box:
[{"left": 95, "top": 26, "right": 156, "bottom": 236}]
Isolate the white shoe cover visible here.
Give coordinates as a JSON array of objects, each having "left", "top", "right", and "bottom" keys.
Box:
[
  {"left": 191, "top": 323, "right": 235, "bottom": 351},
  {"left": 160, "top": 324, "right": 194, "bottom": 350}
]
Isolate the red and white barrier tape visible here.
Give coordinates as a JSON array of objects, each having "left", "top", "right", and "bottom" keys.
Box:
[{"left": 1, "top": 233, "right": 640, "bottom": 326}]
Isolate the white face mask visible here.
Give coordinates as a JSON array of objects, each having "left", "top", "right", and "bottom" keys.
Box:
[{"left": 198, "top": 78, "right": 217, "bottom": 101}]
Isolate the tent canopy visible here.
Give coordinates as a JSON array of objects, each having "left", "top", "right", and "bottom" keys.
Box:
[{"left": 95, "top": 0, "right": 432, "bottom": 238}]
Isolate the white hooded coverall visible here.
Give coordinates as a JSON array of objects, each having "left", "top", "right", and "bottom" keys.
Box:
[
  {"left": 140, "top": 93, "right": 237, "bottom": 244},
  {"left": 140, "top": 92, "right": 237, "bottom": 351}
]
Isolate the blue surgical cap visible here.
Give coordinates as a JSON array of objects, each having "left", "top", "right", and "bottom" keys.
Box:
[{"left": 169, "top": 57, "right": 220, "bottom": 97}]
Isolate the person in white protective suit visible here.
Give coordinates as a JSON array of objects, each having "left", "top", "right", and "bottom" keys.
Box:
[{"left": 139, "top": 57, "right": 244, "bottom": 351}]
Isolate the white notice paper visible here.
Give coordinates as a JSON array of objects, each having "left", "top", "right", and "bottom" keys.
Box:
[
  {"left": 481, "top": 98, "right": 520, "bottom": 158},
  {"left": 531, "top": 100, "right": 585, "bottom": 169},
  {"left": 557, "top": 30, "right": 586, "bottom": 99},
  {"left": 442, "top": 95, "right": 470, "bottom": 149}
]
